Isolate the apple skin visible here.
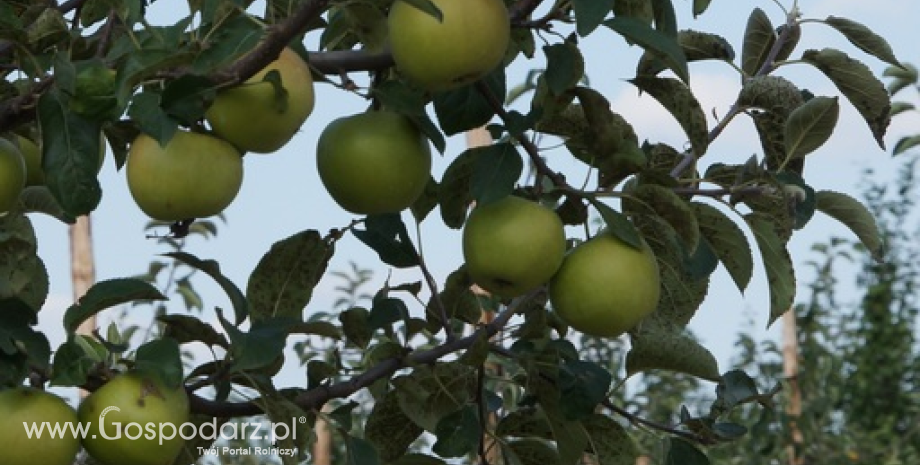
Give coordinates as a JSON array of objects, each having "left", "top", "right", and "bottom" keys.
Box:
[
  {"left": 316, "top": 111, "right": 432, "bottom": 215},
  {"left": 0, "top": 137, "right": 26, "bottom": 214},
  {"left": 206, "top": 47, "right": 315, "bottom": 153},
  {"left": 126, "top": 130, "right": 243, "bottom": 221},
  {"left": 0, "top": 387, "right": 81, "bottom": 465},
  {"left": 388, "top": 0, "right": 511, "bottom": 91},
  {"left": 78, "top": 371, "right": 190, "bottom": 465},
  {"left": 17, "top": 134, "right": 106, "bottom": 187},
  {"left": 462, "top": 196, "right": 566, "bottom": 298},
  {"left": 550, "top": 232, "right": 661, "bottom": 338}
]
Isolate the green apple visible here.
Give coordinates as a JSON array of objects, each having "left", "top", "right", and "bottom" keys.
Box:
[
  {"left": 0, "top": 387, "right": 81, "bottom": 465},
  {"left": 206, "top": 47, "right": 316, "bottom": 153},
  {"left": 316, "top": 111, "right": 432, "bottom": 214},
  {"left": 0, "top": 137, "right": 26, "bottom": 214},
  {"left": 388, "top": 0, "right": 511, "bottom": 91},
  {"left": 462, "top": 196, "right": 566, "bottom": 298},
  {"left": 126, "top": 130, "right": 243, "bottom": 221},
  {"left": 550, "top": 231, "right": 661, "bottom": 338},
  {"left": 79, "top": 371, "right": 189, "bottom": 465}
]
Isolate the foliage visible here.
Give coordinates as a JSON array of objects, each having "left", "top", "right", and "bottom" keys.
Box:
[{"left": 0, "top": 1, "right": 907, "bottom": 464}]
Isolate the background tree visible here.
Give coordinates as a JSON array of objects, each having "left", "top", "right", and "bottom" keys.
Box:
[{"left": 0, "top": 1, "right": 909, "bottom": 465}]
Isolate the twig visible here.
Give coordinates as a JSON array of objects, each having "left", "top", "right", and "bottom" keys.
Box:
[
  {"left": 669, "top": 9, "right": 801, "bottom": 179},
  {"left": 476, "top": 81, "right": 571, "bottom": 190},
  {"left": 601, "top": 399, "right": 714, "bottom": 445}
]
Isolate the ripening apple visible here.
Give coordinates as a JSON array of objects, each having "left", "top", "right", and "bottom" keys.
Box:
[
  {"left": 388, "top": 0, "right": 511, "bottom": 91},
  {"left": 126, "top": 130, "right": 243, "bottom": 221},
  {"left": 206, "top": 47, "right": 316, "bottom": 153},
  {"left": 316, "top": 111, "right": 432, "bottom": 214},
  {"left": 462, "top": 196, "right": 566, "bottom": 298},
  {"left": 78, "top": 371, "right": 190, "bottom": 465},
  {"left": 0, "top": 387, "right": 81, "bottom": 465},
  {"left": 0, "top": 137, "right": 26, "bottom": 214},
  {"left": 550, "top": 231, "right": 661, "bottom": 338}
]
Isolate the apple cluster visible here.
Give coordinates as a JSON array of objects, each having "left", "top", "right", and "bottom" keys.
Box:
[
  {"left": 0, "top": 371, "right": 188, "bottom": 465},
  {"left": 462, "top": 195, "right": 662, "bottom": 338}
]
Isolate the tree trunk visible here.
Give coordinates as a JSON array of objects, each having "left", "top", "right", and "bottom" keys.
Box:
[
  {"left": 71, "top": 215, "right": 96, "bottom": 336},
  {"left": 781, "top": 308, "right": 803, "bottom": 465},
  {"left": 312, "top": 403, "right": 334, "bottom": 465}
]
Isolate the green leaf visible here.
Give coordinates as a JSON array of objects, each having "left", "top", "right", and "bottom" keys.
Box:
[
  {"left": 164, "top": 252, "right": 249, "bottom": 324},
  {"left": 633, "top": 184, "right": 700, "bottom": 252},
  {"left": 690, "top": 203, "right": 753, "bottom": 292},
  {"left": 158, "top": 314, "right": 229, "bottom": 348},
  {"left": 582, "top": 414, "right": 640, "bottom": 465},
  {"left": 637, "top": 30, "right": 734, "bottom": 76},
  {"left": 345, "top": 434, "right": 381, "bottom": 465},
  {"left": 604, "top": 17, "right": 689, "bottom": 83},
  {"left": 783, "top": 96, "right": 839, "bottom": 160},
  {"left": 665, "top": 437, "right": 710, "bottom": 465},
  {"left": 433, "top": 67, "right": 504, "bottom": 135},
  {"left": 504, "top": 439, "right": 560, "bottom": 465},
  {"left": 393, "top": 363, "right": 477, "bottom": 431},
  {"left": 36, "top": 89, "right": 103, "bottom": 216},
  {"left": 802, "top": 48, "right": 891, "bottom": 149},
  {"left": 0, "top": 299, "right": 50, "bottom": 375},
  {"left": 63, "top": 278, "right": 166, "bottom": 333},
  {"left": 573, "top": 0, "right": 615, "bottom": 36},
  {"left": 741, "top": 8, "right": 775, "bottom": 75},
  {"left": 825, "top": 16, "right": 903, "bottom": 68},
  {"left": 134, "top": 337, "right": 183, "bottom": 389},
  {"left": 495, "top": 409, "right": 553, "bottom": 439},
  {"left": 339, "top": 307, "right": 373, "bottom": 349},
  {"left": 590, "top": 200, "right": 642, "bottom": 249},
  {"left": 353, "top": 213, "right": 420, "bottom": 268},
  {"left": 544, "top": 42, "right": 586, "bottom": 95},
  {"left": 629, "top": 77, "right": 708, "bottom": 157},
  {"left": 246, "top": 230, "right": 333, "bottom": 322},
  {"left": 471, "top": 143, "right": 524, "bottom": 206},
  {"left": 745, "top": 213, "right": 796, "bottom": 325},
  {"left": 815, "top": 190, "right": 884, "bottom": 261},
  {"left": 0, "top": 216, "right": 49, "bottom": 313},
  {"left": 217, "top": 313, "right": 290, "bottom": 371},
  {"left": 17, "top": 186, "right": 74, "bottom": 224},
  {"left": 626, "top": 317, "right": 720, "bottom": 381},
  {"left": 366, "top": 390, "right": 424, "bottom": 461},
  {"left": 432, "top": 405, "right": 481, "bottom": 457},
  {"left": 50, "top": 336, "right": 106, "bottom": 386},
  {"left": 693, "top": 0, "right": 712, "bottom": 17},
  {"left": 558, "top": 360, "right": 612, "bottom": 420},
  {"left": 160, "top": 74, "right": 217, "bottom": 125},
  {"left": 894, "top": 135, "right": 920, "bottom": 156},
  {"left": 372, "top": 80, "right": 445, "bottom": 152},
  {"left": 127, "top": 91, "right": 179, "bottom": 147},
  {"left": 438, "top": 149, "right": 479, "bottom": 229}
]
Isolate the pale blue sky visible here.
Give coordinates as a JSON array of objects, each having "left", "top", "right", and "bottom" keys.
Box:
[{"left": 32, "top": 0, "right": 920, "bottom": 396}]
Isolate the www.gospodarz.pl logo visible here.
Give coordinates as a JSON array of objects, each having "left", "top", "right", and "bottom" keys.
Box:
[{"left": 23, "top": 406, "right": 308, "bottom": 446}]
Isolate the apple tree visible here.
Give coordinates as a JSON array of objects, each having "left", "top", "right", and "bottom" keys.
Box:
[{"left": 0, "top": 0, "right": 905, "bottom": 464}]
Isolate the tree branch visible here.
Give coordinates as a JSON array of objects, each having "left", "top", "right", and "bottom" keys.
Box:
[{"left": 186, "top": 289, "right": 535, "bottom": 418}]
